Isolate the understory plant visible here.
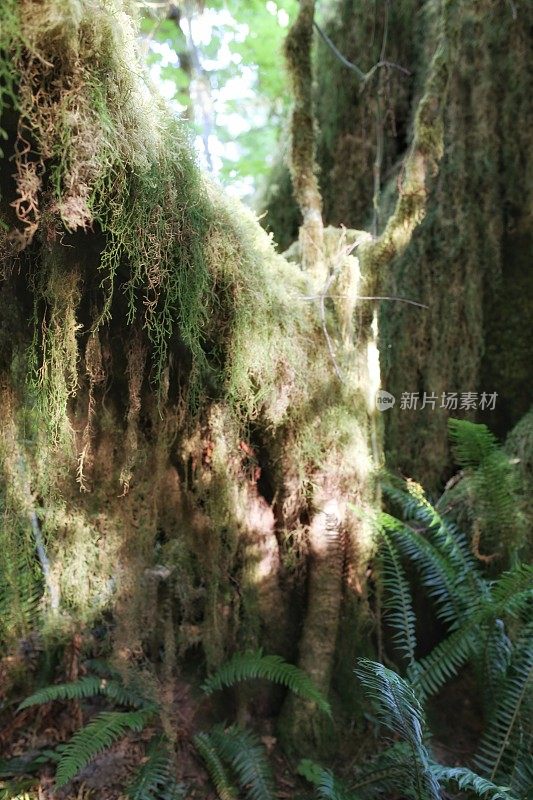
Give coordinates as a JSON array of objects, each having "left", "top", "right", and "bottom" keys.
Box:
[
  {"left": 1, "top": 660, "right": 184, "bottom": 799},
  {"left": 2, "top": 651, "right": 330, "bottom": 799},
  {"left": 3, "top": 421, "right": 531, "bottom": 800},
  {"left": 298, "top": 420, "right": 531, "bottom": 799}
]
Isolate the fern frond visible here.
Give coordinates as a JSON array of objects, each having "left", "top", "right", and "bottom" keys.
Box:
[
  {"left": 429, "top": 764, "right": 517, "bottom": 799},
  {"left": 201, "top": 651, "right": 331, "bottom": 716},
  {"left": 481, "top": 619, "right": 513, "bottom": 708},
  {"left": 193, "top": 732, "right": 238, "bottom": 800},
  {"left": 475, "top": 622, "right": 533, "bottom": 782},
  {"left": 297, "top": 759, "right": 356, "bottom": 800},
  {"left": 448, "top": 419, "right": 524, "bottom": 559},
  {"left": 410, "top": 563, "right": 532, "bottom": 700},
  {"left": 350, "top": 742, "right": 412, "bottom": 796},
  {"left": 208, "top": 725, "right": 275, "bottom": 800},
  {"left": 55, "top": 706, "right": 157, "bottom": 787},
  {"left": 507, "top": 747, "right": 533, "bottom": 797},
  {"left": 379, "top": 531, "right": 417, "bottom": 667},
  {"left": 355, "top": 660, "right": 440, "bottom": 800},
  {"left": 448, "top": 419, "right": 499, "bottom": 467},
  {"left": 18, "top": 677, "right": 104, "bottom": 709},
  {"left": 0, "top": 778, "right": 37, "bottom": 800},
  {"left": 0, "top": 508, "right": 42, "bottom": 647},
  {"left": 383, "top": 478, "right": 485, "bottom": 608},
  {"left": 127, "top": 736, "right": 183, "bottom": 800},
  {"left": 356, "top": 660, "right": 423, "bottom": 743},
  {"left": 103, "top": 680, "right": 152, "bottom": 708},
  {"left": 490, "top": 563, "right": 533, "bottom": 612},
  {"left": 409, "top": 616, "right": 481, "bottom": 699},
  {"left": 18, "top": 676, "right": 150, "bottom": 711},
  {"left": 379, "top": 512, "right": 468, "bottom": 627}
]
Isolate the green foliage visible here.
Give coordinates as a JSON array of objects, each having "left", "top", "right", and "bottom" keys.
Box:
[
  {"left": 201, "top": 650, "right": 331, "bottom": 716},
  {"left": 475, "top": 622, "right": 533, "bottom": 784},
  {"left": 355, "top": 660, "right": 440, "bottom": 800},
  {"left": 378, "top": 530, "right": 417, "bottom": 668},
  {"left": 349, "top": 743, "right": 413, "bottom": 797},
  {"left": 297, "top": 759, "right": 356, "bottom": 800},
  {"left": 448, "top": 419, "right": 525, "bottom": 563},
  {"left": 143, "top": 0, "right": 298, "bottom": 197},
  {"left": 300, "top": 662, "right": 519, "bottom": 800},
  {"left": 16, "top": 665, "right": 159, "bottom": 788},
  {"left": 0, "top": 464, "right": 43, "bottom": 647},
  {"left": 198, "top": 650, "right": 331, "bottom": 797},
  {"left": 193, "top": 732, "right": 238, "bottom": 800},
  {"left": 19, "top": 674, "right": 153, "bottom": 711},
  {"left": 207, "top": 725, "right": 275, "bottom": 800},
  {"left": 429, "top": 765, "right": 516, "bottom": 800},
  {"left": 374, "top": 422, "right": 533, "bottom": 795},
  {"left": 55, "top": 706, "right": 157, "bottom": 787},
  {"left": 127, "top": 737, "right": 184, "bottom": 800},
  {"left": 0, "top": 780, "right": 37, "bottom": 800},
  {"left": 18, "top": 676, "right": 103, "bottom": 709},
  {"left": 410, "top": 563, "right": 532, "bottom": 700},
  {"left": 18, "top": 675, "right": 131, "bottom": 707}
]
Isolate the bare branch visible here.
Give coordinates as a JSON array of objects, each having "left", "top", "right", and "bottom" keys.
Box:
[{"left": 313, "top": 20, "right": 411, "bottom": 83}]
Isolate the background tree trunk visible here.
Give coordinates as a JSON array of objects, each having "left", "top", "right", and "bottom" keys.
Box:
[{"left": 262, "top": 0, "right": 533, "bottom": 491}]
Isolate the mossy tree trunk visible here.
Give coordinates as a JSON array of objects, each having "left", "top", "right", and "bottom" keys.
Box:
[
  {"left": 263, "top": 0, "right": 533, "bottom": 491},
  {"left": 0, "top": 0, "right": 383, "bottom": 756}
]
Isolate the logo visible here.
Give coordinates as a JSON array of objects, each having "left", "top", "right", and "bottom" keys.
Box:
[{"left": 376, "top": 390, "right": 396, "bottom": 412}]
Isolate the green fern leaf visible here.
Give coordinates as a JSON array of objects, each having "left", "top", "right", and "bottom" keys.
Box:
[
  {"left": 18, "top": 676, "right": 150, "bottom": 711},
  {"left": 411, "top": 563, "right": 532, "bottom": 700},
  {"left": 410, "top": 616, "right": 481, "bottom": 699},
  {"left": 201, "top": 651, "right": 331, "bottom": 716},
  {"left": 448, "top": 419, "right": 499, "bottom": 467},
  {"left": 350, "top": 742, "right": 413, "bottom": 796},
  {"left": 355, "top": 660, "right": 440, "bottom": 800},
  {"left": 55, "top": 707, "right": 157, "bottom": 787},
  {"left": 18, "top": 676, "right": 105, "bottom": 709},
  {"left": 379, "top": 511, "right": 467, "bottom": 627},
  {"left": 475, "top": 622, "right": 533, "bottom": 783},
  {"left": 430, "top": 764, "right": 517, "bottom": 799},
  {"left": 208, "top": 725, "right": 275, "bottom": 800},
  {"left": 127, "top": 736, "right": 183, "bottom": 800},
  {"left": 193, "top": 732, "right": 238, "bottom": 800},
  {"left": 448, "top": 419, "right": 525, "bottom": 558},
  {"left": 379, "top": 530, "right": 417, "bottom": 667},
  {"left": 297, "top": 758, "right": 357, "bottom": 800}
]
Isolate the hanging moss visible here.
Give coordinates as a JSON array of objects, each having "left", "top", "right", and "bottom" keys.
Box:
[{"left": 0, "top": 2, "right": 380, "bottom": 744}]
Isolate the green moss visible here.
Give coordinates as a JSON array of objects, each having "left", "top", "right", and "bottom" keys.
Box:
[{"left": 0, "top": 3, "right": 381, "bottom": 734}]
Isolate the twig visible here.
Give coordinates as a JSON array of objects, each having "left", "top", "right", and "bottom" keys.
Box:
[
  {"left": 300, "top": 293, "right": 428, "bottom": 309},
  {"left": 357, "top": 295, "right": 428, "bottom": 309},
  {"left": 314, "top": 20, "right": 411, "bottom": 82},
  {"left": 313, "top": 20, "right": 365, "bottom": 79}
]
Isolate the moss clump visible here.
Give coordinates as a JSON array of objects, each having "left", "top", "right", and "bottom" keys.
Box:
[{"left": 0, "top": 2, "right": 380, "bottom": 738}]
